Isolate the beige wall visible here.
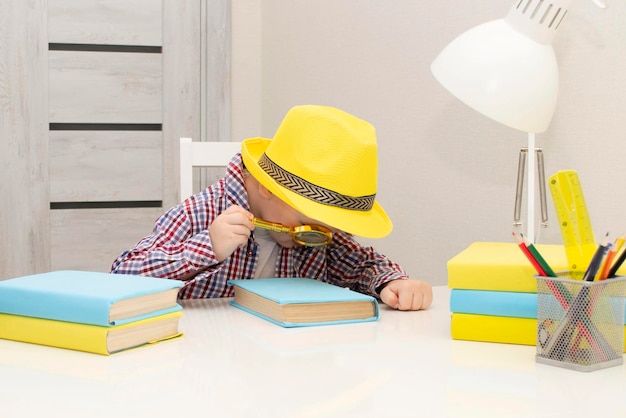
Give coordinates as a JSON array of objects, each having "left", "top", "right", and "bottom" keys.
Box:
[{"left": 232, "top": 0, "right": 626, "bottom": 285}]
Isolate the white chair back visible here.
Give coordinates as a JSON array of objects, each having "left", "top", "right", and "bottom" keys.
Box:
[{"left": 179, "top": 137, "right": 241, "bottom": 201}]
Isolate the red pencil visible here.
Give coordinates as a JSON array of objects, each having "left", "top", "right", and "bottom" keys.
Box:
[{"left": 512, "top": 231, "right": 547, "bottom": 276}]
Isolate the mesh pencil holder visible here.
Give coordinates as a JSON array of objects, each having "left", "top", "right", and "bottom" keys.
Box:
[{"left": 535, "top": 274, "right": 626, "bottom": 372}]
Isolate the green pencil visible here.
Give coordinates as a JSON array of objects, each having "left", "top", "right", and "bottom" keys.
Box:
[{"left": 521, "top": 234, "right": 557, "bottom": 277}]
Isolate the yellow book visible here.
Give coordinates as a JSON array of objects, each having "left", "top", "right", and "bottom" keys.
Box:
[
  {"left": 0, "top": 311, "right": 183, "bottom": 355},
  {"left": 447, "top": 242, "right": 569, "bottom": 292},
  {"left": 450, "top": 313, "right": 536, "bottom": 345},
  {"left": 451, "top": 313, "right": 626, "bottom": 353}
]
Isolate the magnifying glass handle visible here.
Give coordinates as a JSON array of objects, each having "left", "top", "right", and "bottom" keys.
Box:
[{"left": 252, "top": 217, "right": 290, "bottom": 233}]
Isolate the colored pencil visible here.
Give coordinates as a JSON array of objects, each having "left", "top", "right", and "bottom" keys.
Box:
[
  {"left": 512, "top": 231, "right": 546, "bottom": 276},
  {"left": 520, "top": 233, "right": 557, "bottom": 277}
]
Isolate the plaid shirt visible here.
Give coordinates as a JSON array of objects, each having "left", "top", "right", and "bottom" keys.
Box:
[{"left": 110, "top": 154, "right": 409, "bottom": 299}]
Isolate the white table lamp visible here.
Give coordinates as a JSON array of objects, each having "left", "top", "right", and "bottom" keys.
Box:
[{"left": 431, "top": 0, "right": 606, "bottom": 242}]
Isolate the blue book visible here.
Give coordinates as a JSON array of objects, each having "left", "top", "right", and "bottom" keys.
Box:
[
  {"left": 0, "top": 270, "right": 183, "bottom": 326},
  {"left": 450, "top": 289, "right": 538, "bottom": 318},
  {"left": 450, "top": 288, "right": 626, "bottom": 323},
  {"left": 228, "top": 278, "right": 379, "bottom": 327}
]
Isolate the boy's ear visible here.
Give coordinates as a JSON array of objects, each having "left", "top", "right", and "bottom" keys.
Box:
[{"left": 258, "top": 183, "right": 273, "bottom": 199}]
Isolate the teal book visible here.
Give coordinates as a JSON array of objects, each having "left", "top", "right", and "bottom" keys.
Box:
[
  {"left": 228, "top": 278, "right": 379, "bottom": 327},
  {"left": 0, "top": 270, "right": 183, "bottom": 326},
  {"left": 450, "top": 288, "right": 626, "bottom": 323},
  {"left": 450, "top": 289, "right": 538, "bottom": 318}
]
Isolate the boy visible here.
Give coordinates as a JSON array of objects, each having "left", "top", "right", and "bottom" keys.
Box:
[{"left": 111, "top": 105, "right": 432, "bottom": 311}]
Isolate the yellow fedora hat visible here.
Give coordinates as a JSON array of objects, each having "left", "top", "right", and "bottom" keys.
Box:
[{"left": 241, "top": 105, "right": 392, "bottom": 238}]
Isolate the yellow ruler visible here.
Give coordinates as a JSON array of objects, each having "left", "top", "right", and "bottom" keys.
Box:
[{"left": 548, "top": 170, "right": 597, "bottom": 278}]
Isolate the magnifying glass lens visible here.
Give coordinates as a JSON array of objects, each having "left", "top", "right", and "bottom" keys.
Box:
[
  {"left": 293, "top": 231, "right": 332, "bottom": 246},
  {"left": 252, "top": 218, "right": 332, "bottom": 246},
  {"left": 290, "top": 225, "right": 332, "bottom": 246}
]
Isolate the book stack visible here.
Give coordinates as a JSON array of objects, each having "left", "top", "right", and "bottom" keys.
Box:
[
  {"left": 0, "top": 270, "right": 184, "bottom": 355},
  {"left": 447, "top": 242, "right": 626, "bottom": 351}
]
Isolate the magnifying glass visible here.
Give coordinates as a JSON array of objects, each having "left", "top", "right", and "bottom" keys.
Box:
[{"left": 252, "top": 217, "right": 333, "bottom": 246}]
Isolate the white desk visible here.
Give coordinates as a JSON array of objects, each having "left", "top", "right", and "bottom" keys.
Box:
[{"left": 1, "top": 286, "right": 626, "bottom": 418}]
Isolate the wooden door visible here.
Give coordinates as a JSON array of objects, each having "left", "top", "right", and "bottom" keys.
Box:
[{"left": 0, "top": 0, "right": 230, "bottom": 279}]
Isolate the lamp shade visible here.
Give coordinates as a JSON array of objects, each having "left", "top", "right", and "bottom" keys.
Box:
[
  {"left": 431, "top": 19, "right": 558, "bottom": 133},
  {"left": 430, "top": 0, "right": 576, "bottom": 133}
]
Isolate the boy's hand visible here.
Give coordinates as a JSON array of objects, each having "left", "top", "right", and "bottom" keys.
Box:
[
  {"left": 209, "top": 205, "right": 254, "bottom": 262},
  {"left": 379, "top": 279, "right": 433, "bottom": 311}
]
